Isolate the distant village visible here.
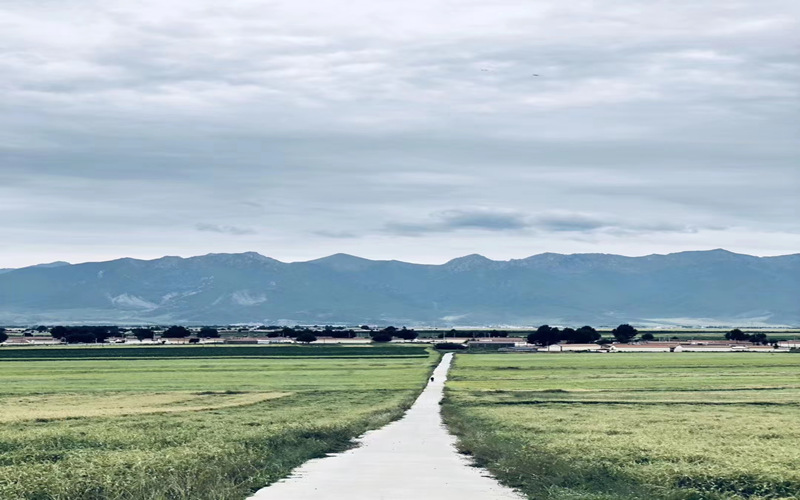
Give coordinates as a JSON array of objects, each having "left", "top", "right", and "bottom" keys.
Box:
[{"left": 0, "top": 324, "right": 798, "bottom": 353}]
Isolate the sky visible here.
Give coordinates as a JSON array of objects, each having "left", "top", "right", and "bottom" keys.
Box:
[{"left": 1, "top": 0, "right": 798, "bottom": 268}]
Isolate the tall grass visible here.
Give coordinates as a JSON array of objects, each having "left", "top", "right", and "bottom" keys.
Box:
[
  {"left": 443, "top": 353, "right": 800, "bottom": 500},
  {"left": 0, "top": 350, "right": 439, "bottom": 499}
]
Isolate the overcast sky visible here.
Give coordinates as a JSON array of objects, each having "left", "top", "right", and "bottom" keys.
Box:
[{"left": 1, "top": 0, "right": 798, "bottom": 267}]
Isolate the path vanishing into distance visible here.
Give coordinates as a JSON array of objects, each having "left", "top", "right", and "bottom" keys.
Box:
[{"left": 249, "top": 352, "right": 523, "bottom": 500}]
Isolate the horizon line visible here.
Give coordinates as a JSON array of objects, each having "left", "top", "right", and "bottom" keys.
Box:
[{"left": 4, "top": 247, "right": 799, "bottom": 270}]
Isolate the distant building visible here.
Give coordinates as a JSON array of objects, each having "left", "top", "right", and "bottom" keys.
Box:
[
  {"left": 225, "top": 337, "right": 262, "bottom": 345},
  {"left": 163, "top": 338, "right": 193, "bottom": 345},
  {"left": 199, "top": 338, "right": 225, "bottom": 344},
  {"left": 468, "top": 338, "right": 524, "bottom": 350},
  {"left": 610, "top": 343, "right": 677, "bottom": 352},
  {"left": 744, "top": 345, "right": 786, "bottom": 352},
  {"left": 546, "top": 343, "right": 606, "bottom": 352},
  {"left": 498, "top": 346, "right": 539, "bottom": 353},
  {"left": 674, "top": 345, "right": 733, "bottom": 352},
  {"left": 2, "top": 336, "right": 63, "bottom": 346}
]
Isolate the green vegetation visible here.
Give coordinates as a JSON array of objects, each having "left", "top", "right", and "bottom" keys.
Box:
[
  {"left": 612, "top": 323, "right": 639, "bottom": 343},
  {"left": 527, "top": 325, "right": 602, "bottom": 346},
  {"left": 443, "top": 353, "right": 800, "bottom": 500},
  {"left": 0, "top": 345, "right": 438, "bottom": 499},
  {"left": 435, "top": 342, "right": 467, "bottom": 350},
  {"left": 0, "top": 344, "right": 429, "bottom": 360}
]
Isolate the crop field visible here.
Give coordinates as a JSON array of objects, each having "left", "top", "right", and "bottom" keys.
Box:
[
  {"left": 443, "top": 353, "right": 800, "bottom": 500},
  {"left": 0, "top": 344, "right": 429, "bottom": 360},
  {"left": 0, "top": 345, "right": 438, "bottom": 499}
]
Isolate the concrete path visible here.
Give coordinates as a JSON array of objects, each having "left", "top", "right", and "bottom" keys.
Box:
[{"left": 248, "top": 353, "right": 523, "bottom": 500}]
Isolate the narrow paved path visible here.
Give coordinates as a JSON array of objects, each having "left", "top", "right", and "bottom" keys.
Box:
[{"left": 249, "top": 353, "right": 523, "bottom": 500}]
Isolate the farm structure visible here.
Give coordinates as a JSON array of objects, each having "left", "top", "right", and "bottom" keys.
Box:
[
  {"left": 2, "top": 336, "right": 63, "bottom": 345},
  {"left": 468, "top": 338, "right": 525, "bottom": 350},
  {"left": 545, "top": 343, "right": 607, "bottom": 352},
  {"left": 610, "top": 343, "right": 676, "bottom": 352}
]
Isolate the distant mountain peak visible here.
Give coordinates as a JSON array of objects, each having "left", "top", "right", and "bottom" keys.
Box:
[
  {"left": 307, "top": 253, "right": 374, "bottom": 271},
  {"left": 312, "top": 253, "right": 365, "bottom": 261},
  {"left": 32, "top": 261, "right": 71, "bottom": 269},
  {"left": 446, "top": 253, "right": 491, "bottom": 263},
  {"left": 444, "top": 254, "right": 495, "bottom": 271},
  {"left": 194, "top": 251, "right": 279, "bottom": 263}
]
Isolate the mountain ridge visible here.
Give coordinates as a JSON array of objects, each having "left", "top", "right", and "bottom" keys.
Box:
[
  {"left": 6, "top": 248, "right": 794, "bottom": 271},
  {"left": 0, "top": 250, "right": 797, "bottom": 326}
]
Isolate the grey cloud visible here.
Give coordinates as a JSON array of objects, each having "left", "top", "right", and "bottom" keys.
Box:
[
  {"left": 0, "top": 0, "right": 797, "bottom": 266},
  {"left": 195, "top": 223, "right": 256, "bottom": 235},
  {"left": 532, "top": 213, "right": 608, "bottom": 232},
  {"left": 530, "top": 214, "right": 706, "bottom": 235},
  {"left": 385, "top": 210, "right": 529, "bottom": 235},
  {"left": 312, "top": 230, "right": 359, "bottom": 239},
  {"left": 385, "top": 210, "right": 715, "bottom": 236},
  {"left": 441, "top": 210, "right": 529, "bottom": 231}
]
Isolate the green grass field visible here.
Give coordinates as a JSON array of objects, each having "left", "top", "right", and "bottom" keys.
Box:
[
  {"left": 0, "top": 345, "right": 438, "bottom": 499},
  {"left": 0, "top": 344, "right": 429, "bottom": 360},
  {"left": 443, "top": 353, "right": 800, "bottom": 500}
]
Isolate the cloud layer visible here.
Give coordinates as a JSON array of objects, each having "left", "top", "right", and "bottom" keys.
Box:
[
  {"left": 0, "top": 0, "right": 798, "bottom": 266},
  {"left": 384, "top": 209, "right": 705, "bottom": 236}
]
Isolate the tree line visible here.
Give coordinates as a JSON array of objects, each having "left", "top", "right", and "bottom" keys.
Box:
[
  {"left": 45, "top": 325, "right": 222, "bottom": 343},
  {"left": 0, "top": 324, "right": 778, "bottom": 346},
  {"left": 525, "top": 324, "right": 642, "bottom": 346},
  {"left": 724, "top": 328, "right": 771, "bottom": 345}
]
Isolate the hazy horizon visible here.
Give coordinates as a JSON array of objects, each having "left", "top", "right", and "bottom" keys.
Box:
[{"left": 5, "top": 247, "right": 800, "bottom": 270}]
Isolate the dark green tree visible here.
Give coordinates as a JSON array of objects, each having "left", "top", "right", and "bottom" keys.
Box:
[
  {"left": 295, "top": 331, "right": 317, "bottom": 343},
  {"left": 48, "top": 326, "right": 115, "bottom": 343},
  {"left": 162, "top": 326, "right": 191, "bottom": 338},
  {"left": 198, "top": 327, "right": 220, "bottom": 338},
  {"left": 132, "top": 328, "right": 155, "bottom": 341},
  {"left": 641, "top": 333, "right": 655, "bottom": 341},
  {"left": 612, "top": 324, "right": 638, "bottom": 343},
  {"left": 395, "top": 327, "right": 419, "bottom": 341},
  {"left": 0, "top": 328, "right": 7, "bottom": 343},
  {"left": 527, "top": 325, "right": 561, "bottom": 346},
  {"left": 50, "top": 326, "right": 68, "bottom": 339},
  {"left": 65, "top": 332, "right": 96, "bottom": 343},
  {"left": 371, "top": 332, "right": 393, "bottom": 343},
  {"left": 574, "top": 326, "right": 601, "bottom": 343},
  {"left": 560, "top": 327, "right": 577, "bottom": 342},
  {"left": 725, "top": 328, "right": 749, "bottom": 341}
]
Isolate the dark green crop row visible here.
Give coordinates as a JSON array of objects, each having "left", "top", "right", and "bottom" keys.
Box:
[{"left": 0, "top": 344, "right": 429, "bottom": 360}]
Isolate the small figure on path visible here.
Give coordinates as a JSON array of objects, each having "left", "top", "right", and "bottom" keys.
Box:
[{"left": 430, "top": 376, "right": 435, "bottom": 382}]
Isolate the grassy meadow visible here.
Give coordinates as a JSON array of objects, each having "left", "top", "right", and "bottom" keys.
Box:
[
  {"left": 0, "top": 345, "right": 438, "bottom": 499},
  {"left": 443, "top": 353, "right": 800, "bottom": 500}
]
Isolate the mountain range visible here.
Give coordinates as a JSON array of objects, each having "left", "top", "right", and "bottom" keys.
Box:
[{"left": 0, "top": 250, "right": 797, "bottom": 326}]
